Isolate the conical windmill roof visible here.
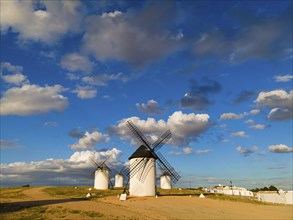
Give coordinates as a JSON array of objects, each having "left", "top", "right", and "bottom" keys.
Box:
[{"left": 129, "top": 145, "right": 157, "bottom": 160}]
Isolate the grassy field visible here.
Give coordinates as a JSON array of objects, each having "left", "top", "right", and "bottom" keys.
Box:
[
  {"left": 1, "top": 186, "right": 270, "bottom": 205},
  {"left": 0, "top": 186, "right": 288, "bottom": 219},
  {"left": 0, "top": 187, "right": 29, "bottom": 200}
]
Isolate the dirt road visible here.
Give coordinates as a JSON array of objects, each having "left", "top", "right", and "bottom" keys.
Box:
[{"left": 1, "top": 187, "right": 292, "bottom": 219}]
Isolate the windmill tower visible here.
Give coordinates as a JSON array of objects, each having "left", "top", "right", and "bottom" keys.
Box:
[
  {"left": 160, "top": 173, "right": 172, "bottom": 189},
  {"left": 114, "top": 167, "right": 125, "bottom": 188},
  {"left": 87, "top": 155, "right": 111, "bottom": 190},
  {"left": 114, "top": 173, "right": 124, "bottom": 188},
  {"left": 125, "top": 120, "right": 180, "bottom": 196}
]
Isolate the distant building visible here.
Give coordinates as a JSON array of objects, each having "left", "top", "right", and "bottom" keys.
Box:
[
  {"left": 205, "top": 184, "right": 253, "bottom": 197},
  {"left": 257, "top": 190, "right": 293, "bottom": 205}
]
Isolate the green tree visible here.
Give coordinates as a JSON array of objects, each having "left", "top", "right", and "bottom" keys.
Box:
[{"left": 268, "top": 185, "right": 278, "bottom": 191}]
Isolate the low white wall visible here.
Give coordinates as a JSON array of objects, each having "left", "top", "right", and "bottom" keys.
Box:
[{"left": 257, "top": 191, "right": 293, "bottom": 205}]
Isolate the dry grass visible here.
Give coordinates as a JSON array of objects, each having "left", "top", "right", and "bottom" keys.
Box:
[
  {"left": 0, "top": 188, "right": 29, "bottom": 200},
  {"left": 43, "top": 186, "right": 125, "bottom": 199},
  {"left": 0, "top": 205, "right": 105, "bottom": 220}
]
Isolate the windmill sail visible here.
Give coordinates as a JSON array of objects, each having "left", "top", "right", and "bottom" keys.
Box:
[{"left": 126, "top": 120, "right": 180, "bottom": 184}]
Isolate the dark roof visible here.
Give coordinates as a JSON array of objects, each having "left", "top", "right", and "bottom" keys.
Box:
[{"left": 129, "top": 145, "right": 157, "bottom": 160}]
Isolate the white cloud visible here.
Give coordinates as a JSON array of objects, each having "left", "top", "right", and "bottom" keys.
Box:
[
  {"left": 249, "top": 124, "right": 265, "bottom": 130},
  {"left": 109, "top": 111, "right": 211, "bottom": 147},
  {"left": 0, "top": 84, "right": 68, "bottom": 116},
  {"left": 236, "top": 146, "right": 258, "bottom": 156},
  {"left": 193, "top": 10, "right": 291, "bottom": 63},
  {"left": 268, "top": 108, "right": 293, "bottom": 121},
  {"left": 73, "top": 86, "right": 97, "bottom": 99},
  {"left": 249, "top": 109, "right": 260, "bottom": 115},
  {"left": 169, "top": 147, "right": 211, "bottom": 155},
  {"left": 274, "top": 75, "right": 293, "bottom": 82},
  {"left": 82, "top": 72, "right": 128, "bottom": 86},
  {"left": 0, "top": 148, "right": 122, "bottom": 186},
  {"left": 0, "top": 139, "right": 22, "bottom": 149},
  {"left": 82, "top": 6, "right": 183, "bottom": 66},
  {"left": 70, "top": 131, "right": 110, "bottom": 150},
  {"left": 136, "top": 100, "right": 164, "bottom": 115},
  {"left": 255, "top": 89, "right": 293, "bottom": 109},
  {"left": 230, "top": 131, "right": 248, "bottom": 138},
  {"left": 245, "top": 119, "right": 254, "bottom": 124},
  {"left": 268, "top": 144, "right": 293, "bottom": 153},
  {"left": 0, "top": 0, "right": 82, "bottom": 43},
  {"left": 44, "top": 121, "right": 58, "bottom": 127},
  {"left": 60, "top": 53, "right": 93, "bottom": 73},
  {"left": 66, "top": 73, "right": 80, "bottom": 81},
  {"left": 220, "top": 112, "right": 244, "bottom": 120},
  {"left": 0, "top": 62, "right": 29, "bottom": 85},
  {"left": 254, "top": 89, "right": 293, "bottom": 121}
]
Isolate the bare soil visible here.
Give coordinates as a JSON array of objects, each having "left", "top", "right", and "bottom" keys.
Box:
[{"left": 1, "top": 187, "right": 292, "bottom": 219}]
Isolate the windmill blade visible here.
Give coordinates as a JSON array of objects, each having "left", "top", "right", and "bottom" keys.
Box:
[
  {"left": 99, "top": 155, "right": 111, "bottom": 167},
  {"left": 104, "top": 164, "right": 111, "bottom": 172},
  {"left": 120, "top": 158, "right": 143, "bottom": 178},
  {"left": 138, "top": 158, "right": 150, "bottom": 182},
  {"left": 155, "top": 151, "right": 180, "bottom": 183},
  {"left": 89, "top": 157, "right": 100, "bottom": 167},
  {"left": 87, "top": 169, "right": 96, "bottom": 180},
  {"left": 129, "top": 158, "right": 148, "bottom": 179},
  {"left": 140, "top": 158, "right": 155, "bottom": 183},
  {"left": 152, "top": 130, "right": 172, "bottom": 152},
  {"left": 109, "top": 179, "right": 114, "bottom": 188},
  {"left": 126, "top": 120, "right": 152, "bottom": 149}
]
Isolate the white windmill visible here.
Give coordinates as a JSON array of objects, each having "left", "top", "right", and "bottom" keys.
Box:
[
  {"left": 125, "top": 120, "right": 180, "bottom": 196},
  {"left": 87, "top": 155, "right": 112, "bottom": 190},
  {"left": 114, "top": 168, "right": 125, "bottom": 188},
  {"left": 160, "top": 173, "right": 172, "bottom": 189}
]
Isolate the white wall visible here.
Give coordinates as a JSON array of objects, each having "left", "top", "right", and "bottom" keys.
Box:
[
  {"left": 114, "top": 174, "right": 123, "bottom": 188},
  {"left": 94, "top": 169, "right": 109, "bottom": 190},
  {"left": 257, "top": 191, "right": 293, "bottom": 204},
  {"left": 129, "top": 157, "right": 156, "bottom": 196},
  {"left": 160, "top": 175, "right": 171, "bottom": 189}
]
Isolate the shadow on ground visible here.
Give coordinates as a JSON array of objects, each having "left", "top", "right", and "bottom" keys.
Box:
[{"left": 0, "top": 198, "right": 86, "bottom": 213}]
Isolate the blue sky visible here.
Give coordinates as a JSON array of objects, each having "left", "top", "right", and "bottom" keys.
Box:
[{"left": 1, "top": 0, "right": 292, "bottom": 190}]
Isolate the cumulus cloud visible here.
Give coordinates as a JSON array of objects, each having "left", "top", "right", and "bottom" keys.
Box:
[
  {"left": 230, "top": 131, "right": 248, "bottom": 138},
  {"left": 109, "top": 111, "right": 211, "bottom": 147},
  {"left": 220, "top": 112, "right": 244, "bottom": 120},
  {"left": 254, "top": 89, "right": 293, "bottom": 121},
  {"left": 193, "top": 9, "right": 292, "bottom": 63},
  {"left": 136, "top": 100, "right": 164, "bottom": 115},
  {"left": 249, "top": 124, "right": 265, "bottom": 130},
  {"left": 60, "top": 53, "right": 94, "bottom": 74},
  {"left": 268, "top": 144, "right": 293, "bottom": 153},
  {"left": 0, "top": 148, "right": 122, "bottom": 186},
  {"left": 0, "top": 139, "right": 22, "bottom": 149},
  {"left": 72, "top": 86, "right": 97, "bottom": 99},
  {"left": 232, "top": 90, "right": 255, "bottom": 104},
  {"left": 66, "top": 73, "right": 80, "bottom": 81},
  {"left": 245, "top": 119, "right": 254, "bottom": 124},
  {"left": 0, "top": 84, "right": 68, "bottom": 116},
  {"left": 254, "top": 89, "right": 292, "bottom": 109},
  {"left": 268, "top": 108, "right": 293, "bottom": 121},
  {"left": 82, "top": 72, "right": 128, "bottom": 86},
  {"left": 249, "top": 109, "right": 260, "bottom": 115},
  {"left": 180, "top": 78, "right": 221, "bottom": 111},
  {"left": 82, "top": 4, "right": 183, "bottom": 66},
  {"left": 0, "top": 0, "right": 82, "bottom": 43},
  {"left": 70, "top": 131, "right": 110, "bottom": 150},
  {"left": 0, "top": 62, "right": 29, "bottom": 85},
  {"left": 169, "top": 147, "right": 211, "bottom": 155},
  {"left": 274, "top": 74, "right": 293, "bottom": 82},
  {"left": 68, "top": 128, "right": 85, "bottom": 139},
  {"left": 236, "top": 146, "right": 258, "bottom": 156}
]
